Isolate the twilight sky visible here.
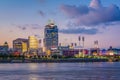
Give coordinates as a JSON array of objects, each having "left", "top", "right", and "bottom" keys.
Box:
[{"left": 0, "top": 0, "right": 120, "bottom": 48}]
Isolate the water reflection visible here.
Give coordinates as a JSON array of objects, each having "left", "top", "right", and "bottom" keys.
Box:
[
  {"left": 28, "top": 63, "right": 39, "bottom": 70},
  {"left": 0, "top": 62, "right": 120, "bottom": 80},
  {"left": 28, "top": 75, "right": 55, "bottom": 80},
  {"left": 29, "top": 75, "right": 38, "bottom": 80}
]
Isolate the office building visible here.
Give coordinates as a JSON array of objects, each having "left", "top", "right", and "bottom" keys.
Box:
[
  {"left": 28, "top": 36, "right": 39, "bottom": 50},
  {"left": 44, "top": 21, "right": 58, "bottom": 50},
  {"left": 0, "top": 42, "right": 9, "bottom": 54},
  {"left": 13, "top": 38, "right": 28, "bottom": 53}
]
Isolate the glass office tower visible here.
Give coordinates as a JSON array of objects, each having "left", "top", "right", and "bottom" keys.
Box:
[{"left": 44, "top": 21, "right": 58, "bottom": 50}]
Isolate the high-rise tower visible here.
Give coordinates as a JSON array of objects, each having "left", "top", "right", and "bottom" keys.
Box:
[
  {"left": 28, "top": 36, "right": 39, "bottom": 50},
  {"left": 44, "top": 21, "right": 58, "bottom": 50}
]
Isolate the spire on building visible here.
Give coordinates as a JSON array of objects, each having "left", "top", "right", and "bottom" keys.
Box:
[{"left": 48, "top": 19, "right": 55, "bottom": 27}]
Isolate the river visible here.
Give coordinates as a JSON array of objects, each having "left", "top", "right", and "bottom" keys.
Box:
[{"left": 0, "top": 62, "right": 120, "bottom": 80}]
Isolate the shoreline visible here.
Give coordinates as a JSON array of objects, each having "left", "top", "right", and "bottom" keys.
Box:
[{"left": 0, "top": 58, "right": 113, "bottom": 63}]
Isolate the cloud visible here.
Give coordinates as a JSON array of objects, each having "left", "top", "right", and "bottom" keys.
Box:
[
  {"left": 34, "top": 34, "right": 41, "bottom": 38},
  {"left": 31, "top": 24, "right": 42, "bottom": 29},
  {"left": 18, "top": 26, "right": 27, "bottom": 30},
  {"left": 13, "top": 24, "right": 42, "bottom": 30},
  {"left": 60, "top": 0, "right": 120, "bottom": 26},
  {"left": 60, "top": 5, "right": 89, "bottom": 18},
  {"left": 59, "top": 28, "right": 98, "bottom": 35},
  {"left": 39, "top": 10, "right": 45, "bottom": 17}
]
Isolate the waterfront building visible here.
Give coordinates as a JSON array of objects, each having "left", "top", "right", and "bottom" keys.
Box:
[
  {"left": 0, "top": 42, "right": 9, "bottom": 54},
  {"left": 90, "top": 48, "right": 100, "bottom": 56},
  {"left": 44, "top": 21, "right": 58, "bottom": 51},
  {"left": 89, "top": 40, "right": 100, "bottom": 55},
  {"left": 13, "top": 38, "right": 28, "bottom": 53},
  {"left": 58, "top": 46, "right": 69, "bottom": 55},
  {"left": 28, "top": 36, "right": 39, "bottom": 58},
  {"left": 28, "top": 36, "right": 39, "bottom": 50},
  {"left": 107, "top": 46, "right": 120, "bottom": 56},
  {"left": 62, "top": 49, "right": 79, "bottom": 57}
]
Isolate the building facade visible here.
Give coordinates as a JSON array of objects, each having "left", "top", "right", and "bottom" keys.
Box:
[
  {"left": 44, "top": 21, "right": 58, "bottom": 50},
  {"left": 27, "top": 36, "right": 39, "bottom": 57},
  {"left": 13, "top": 38, "right": 28, "bottom": 53},
  {"left": 0, "top": 42, "right": 9, "bottom": 54},
  {"left": 28, "top": 36, "right": 39, "bottom": 50}
]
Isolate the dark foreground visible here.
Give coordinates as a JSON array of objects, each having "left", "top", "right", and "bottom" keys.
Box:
[
  {"left": 0, "top": 58, "right": 109, "bottom": 63},
  {"left": 0, "top": 62, "right": 120, "bottom": 80}
]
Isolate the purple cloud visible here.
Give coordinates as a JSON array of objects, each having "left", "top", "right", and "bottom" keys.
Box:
[
  {"left": 59, "top": 28, "right": 98, "bottom": 35},
  {"left": 39, "top": 10, "right": 45, "bottom": 17},
  {"left": 34, "top": 34, "right": 40, "bottom": 38},
  {"left": 60, "top": 5, "right": 89, "bottom": 18},
  {"left": 31, "top": 24, "right": 42, "bottom": 29},
  {"left": 13, "top": 24, "right": 42, "bottom": 31},
  {"left": 60, "top": 0, "right": 120, "bottom": 26},
  {"left": 18, "top": 26, "right": 27, "bottom": 30}
]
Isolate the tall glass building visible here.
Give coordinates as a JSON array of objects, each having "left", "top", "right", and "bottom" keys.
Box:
[
  {"left": 28, "top": 36, "right": 39, "bottom": 50},
  {"left": 28, "top": 36, "right": 39, "bottom": 55},
  {"left": 44, "top": 21, "right": 58, "bottom": 50}
]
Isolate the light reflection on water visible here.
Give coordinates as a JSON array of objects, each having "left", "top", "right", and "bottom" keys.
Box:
[{"left": 0, "top": 62, "right": 120, "bottom": 80}]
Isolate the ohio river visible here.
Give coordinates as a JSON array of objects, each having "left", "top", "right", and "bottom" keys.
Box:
[{"left": 0, "top": 62, "right": 120, "bottom": 80}]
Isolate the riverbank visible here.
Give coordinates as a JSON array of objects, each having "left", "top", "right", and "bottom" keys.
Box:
[{"left": 0, "top": 58, "right": 111, "bottom": 63}]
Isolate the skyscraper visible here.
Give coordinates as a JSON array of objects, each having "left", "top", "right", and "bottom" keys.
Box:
[
  {"left": 44, "top": 21, "right": 58, "bottom": 50},
  {"left": 28, "top": 36, "right": 39, "bottom": 50}
]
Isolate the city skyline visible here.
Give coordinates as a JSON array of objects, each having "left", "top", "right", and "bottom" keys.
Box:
[{"left": 0, "top": 0, "right": 120, "bottom": 48}]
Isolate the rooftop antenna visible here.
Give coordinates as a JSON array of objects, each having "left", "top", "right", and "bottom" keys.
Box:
[{"left": 48, "top": 19, "right": 54, "bottom": 25}]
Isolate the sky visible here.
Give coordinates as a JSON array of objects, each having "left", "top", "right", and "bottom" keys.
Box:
[{"left": 0, "top": 0, "right": 120, "bottom": 49}]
